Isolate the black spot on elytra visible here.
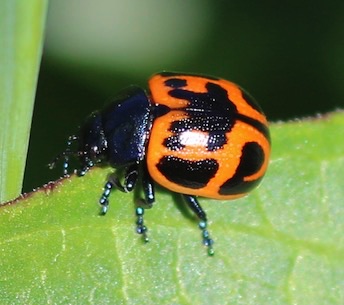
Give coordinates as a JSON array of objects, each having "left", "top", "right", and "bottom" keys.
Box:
[
  {"left": 160, "top": 76, "right": 269, "bottom": 152},
  {"left": 167, "top": 82, "right": 237, "bottom": 151},
  {"left": 241, "top": 90, "right": 264, "bottom": 114},
  {"left": 164, "top": 78, "right": 187, "bottom": 88},
  {"left": 236, "top": 114, "right": 271, "bottom": 144},
  {"left": 153, "top": 104, "right": 170, "bottom": 118},
  {"left": 157, "top": 156, "right": 219, "bottom": 189},
  {"left": 163, "top": 136, "right": 185, "bottom": 151},
  {"left": 207, "top": 132, "right": 227, "bottom": 151},
  {"left": 219, "top": 142, "right": 265, "bottom": 195}
]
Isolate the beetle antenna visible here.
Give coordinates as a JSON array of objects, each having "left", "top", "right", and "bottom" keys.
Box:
[{"left": 48, "top": 135, "right": 79, "bottom": 176}]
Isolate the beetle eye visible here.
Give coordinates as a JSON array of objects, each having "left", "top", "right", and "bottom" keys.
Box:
[
  {"left": 88, "top": 141, "right": 108, "bottom": 162},
  {"left": 89, "top": 145, "right": 101, "bottom": 159}
]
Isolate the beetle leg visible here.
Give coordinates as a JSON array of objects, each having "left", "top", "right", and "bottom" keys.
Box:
[
  {"left": 99, "top": 164, "right": 139, "bottom": 215},
  {"left": 135, "top": 207, "right": 148, "bottom": 243},
  {"left": 99, "top": 180, "right": 113, "bottom": 214},
  {"left": 123, "top": 163, "right": 139, "bottom": 193},
  {"left": 141, "top": 162, "right": 155, "bottom": 207},
  {"left": 182, "top": 194, "right": 214, "bottom": 256},
  {"left": 77, "top": 158, "right": 94, "bottom": 176},
  {"left": 134, "top": 162, "right": 154, "bottom": 243}
]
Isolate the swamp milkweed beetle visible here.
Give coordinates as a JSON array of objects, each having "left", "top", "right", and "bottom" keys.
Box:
[{"left": 50, "top": 72, "right": 271, "bottom": 255}]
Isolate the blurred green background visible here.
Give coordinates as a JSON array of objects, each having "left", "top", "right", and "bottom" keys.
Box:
[{"left": 23, "top": 0, "right": 344, "bottom": 192}]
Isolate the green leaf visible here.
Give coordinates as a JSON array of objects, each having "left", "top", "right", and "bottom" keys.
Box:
[
  {"left": 1, "top": 111, "right": 343, "bottom": 304},
  {"left": 0, "top": 0, "right": 48, "bottom": 202}
]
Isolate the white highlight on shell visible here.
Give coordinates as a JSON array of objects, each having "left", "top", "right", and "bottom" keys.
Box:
[{"left": 179, "top": 130, "right": 209, "bottom": 147}]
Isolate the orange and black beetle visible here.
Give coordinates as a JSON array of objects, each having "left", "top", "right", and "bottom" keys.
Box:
[{"left": 50, "top": 72, "right": 271, "bottom": 255}]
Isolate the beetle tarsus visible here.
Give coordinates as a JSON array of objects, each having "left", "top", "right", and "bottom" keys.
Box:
[
  {"left": 199, "top": 220, "right": 215, "bottom": 256},
  {"left": 136, "top": 207, "right": 149, "bottom": 243},
  {"left": 99, "top": 181, "right": 113, "bottom": 214},
  {"left": 183, "top": 194, "right": 215, "bottom": 256}
]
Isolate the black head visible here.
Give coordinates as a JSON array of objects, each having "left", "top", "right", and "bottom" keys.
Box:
[
  {"left": 50, "top": 86, "right": 153, "bottom": 176},
  {"left": 77, "top": 111, "right": 108, "bottom": 171}
]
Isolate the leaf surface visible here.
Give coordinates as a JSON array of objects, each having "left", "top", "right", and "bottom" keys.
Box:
[{"left": 1, "top": 111, "right": 343, "bottom": 305}]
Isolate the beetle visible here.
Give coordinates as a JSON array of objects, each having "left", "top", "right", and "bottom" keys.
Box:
[{"left": 50, "top": 72, "right": 271, "bottom": 255}]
